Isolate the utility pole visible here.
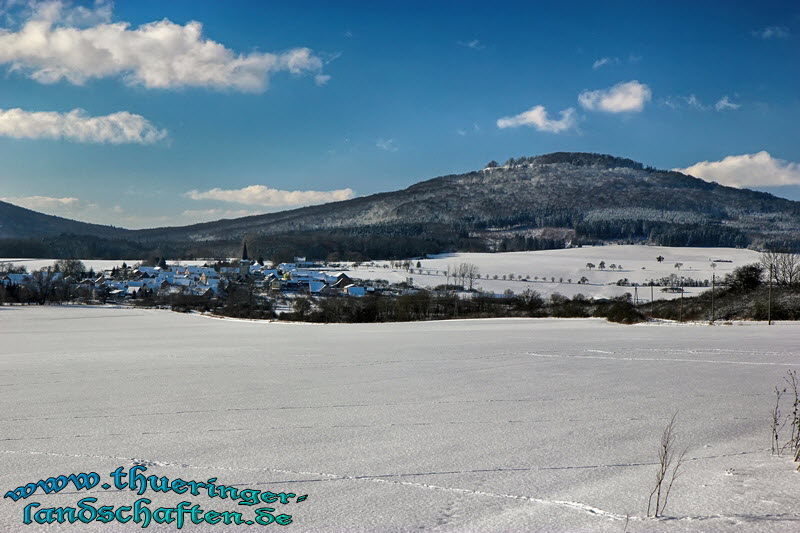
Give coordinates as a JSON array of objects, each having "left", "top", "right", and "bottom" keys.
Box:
[
  {"left": 768, "top": 264, "right": 773, "bottom": 326},
  {"left": 634, "top": 286, "right": 638, "bottom": 306},
  {"left": 711, "top": 273, "right": 715, "bottom": 324},
  {"left": 679, "top": 277, "right": 683, "bottom": 323}
]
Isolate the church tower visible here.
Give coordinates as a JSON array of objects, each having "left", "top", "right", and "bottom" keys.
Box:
[{"left": 239, "top": 241, "right": 251, "bottom": 277}]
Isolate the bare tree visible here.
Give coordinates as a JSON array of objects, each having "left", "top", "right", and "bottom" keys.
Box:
[
  {"left": 647, "top": 413, "right": 688, "bottom": 518},
  {"left": 458, "top": 263, "right": 480, "bottom": 291},
  {"left": 782, "top": 371, "right": 800, "bottom": 457},
  {"left": 53, "top": 259, "right": 86, "bottom": 278},
  {"left": 761, "top": 251, "right": 800, "bottom": 286},
  {"left": 771, "top": 386, "right": 785, "bottom": 456},
  {"left": 25, "top": 268, "right": 63, "bottom": 305},
  {"left": 0, "top": 262, "right": 27, "bottom": 274}
]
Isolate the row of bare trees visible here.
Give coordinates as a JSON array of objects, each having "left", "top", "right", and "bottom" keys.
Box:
[
  {"left": 761, "top": 251, "right": 800, "bottom": 286},
  {"left": 445, "top": 262, "right": 481, "bottom": 290}
]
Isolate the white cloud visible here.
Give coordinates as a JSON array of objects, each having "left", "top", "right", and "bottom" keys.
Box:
[
  {"left": 0, "top": 192, "right": 270, "bottom": 227},
  {"left": 752, "top": 26, "right": 790, "bottom": 40},
  {"left": 715, "top": 96, "right": 740, "bottom": 111},
  {"left": 0, "top": 107, "right": 166, "bottom": 143},
  {"left": 684, "top": 94, "right": 706, "bottom": 110},
  {"left": 0, "top": 0, "right": 327, "bottom": 91},
  {"left": 662, "top": 95, "right": 707, "bottom": 110},
  {"left": 578, "top": 80, "right": 651, "bottom": 113},
  {"left": 592, "top": 57, "right": 619, "bottom": 69},
  {"left": 376, "top": 138, "right": 397, "bottom": 152},
  {"left": 496, "top": 105, "right": 577, "bottom": 133},
  {"left": 0, "top": 193, "right": 154, "bottom": 226},
  {"left": 674, "top": 151, "right": 800, "bottom": 187},
  {"left": 458, "top": 39, "right": 484, "bottom": 50},
  {"left": 0, "top": 195, "right": 95, "bottom": 213},
  {"left": 186, "top": 185, "right": 355, "bottom": 207},
  {"left": 661, "top": 94, "right": 741, "bottom": 112}
]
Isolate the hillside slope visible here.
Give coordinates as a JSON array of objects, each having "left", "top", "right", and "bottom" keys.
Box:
[
  {"left": 2, "top": 153, "right": 799, "bottom": 255},
  {"left": 129, "top": 153, "right": 800, "bottom": 249}
]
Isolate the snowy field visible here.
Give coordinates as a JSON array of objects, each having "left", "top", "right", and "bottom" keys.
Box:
[
  {"left": 0, "top": 259, "right": 209, "bottom": 272},
  {"left": 1, "top": 306, "right": 799, "bottom": 532},
  {"left": 352, "top": 245, "right": 763, "bottom": 301},
  {"left": 3, "top": 246, "right": 763, "bottom": 303}
]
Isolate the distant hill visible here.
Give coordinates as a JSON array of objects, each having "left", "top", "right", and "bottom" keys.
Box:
[
  {"left": 0, "top": 200, "right": 131, "bottom": 240},
  {"left": 2, "top": 152, "right": 800, "bottom": 259}
]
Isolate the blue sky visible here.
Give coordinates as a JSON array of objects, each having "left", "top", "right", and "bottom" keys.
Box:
[{"left": 0, "top": 0, "right": 798, "bottom": 228}]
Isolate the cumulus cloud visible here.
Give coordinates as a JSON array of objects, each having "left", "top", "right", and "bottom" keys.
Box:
[
  {"left": 186, "top": 185, "right": 355, "bottom": 207},
  {"left": 578, "top": 80, "right": 651, "bottom": 113},
  {"left": 715, "top": 96, "right": 740, "bottom": 111},
  {"left": 0, "top": 0, "right": 327, "bottom": 91},
  {"left": 674, "top": 151, "right": 800, "bottom": 188},
  {"left": 496, "top": 105, "right": 577, "bottom": 133},
  {"left": 0, "top": 107, "right": 166, "bottom": 143},
  {"left": 752, "top": 26, "right": 790, "bottom": 40}
]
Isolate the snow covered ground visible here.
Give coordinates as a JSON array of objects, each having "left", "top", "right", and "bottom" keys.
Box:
[
  {"left": 0, "top": 258, "right": 209, "bottom": 272},
  {"left": 2, "top": 306, "right": 799, "bottom": 532},
  {"left": 3, "top": 245, "right": 763, "bottom": 302},
  {"left": 352, "top": 246, "right": 763, "bottom": 301}
]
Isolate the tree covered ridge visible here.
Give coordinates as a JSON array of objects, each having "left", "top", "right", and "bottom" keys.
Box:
[{"left": 2, "top": 152, "right": 800, "bottom": 259}]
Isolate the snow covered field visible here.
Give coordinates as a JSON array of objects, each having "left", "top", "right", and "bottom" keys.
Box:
[
  {"left": 353, "top": 245, "right": 763, "bottom": 301},
  {"left": 2, "top": 306, "right": 799, "bottom": 532},
  {"left": 3, "top": 246, "right": 763, "bottom": 303},
  {"left": 0, "top": 259, "right": 209, "bottom": 272}
]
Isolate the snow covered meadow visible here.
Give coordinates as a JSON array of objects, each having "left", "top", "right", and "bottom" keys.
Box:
[
  {"left": 3, "top": 245, "right": 764, "bottom": 303},
  {"left": 2, "top": 306, "right": 799, "bottom": 531},
  {"left": 350, "top": 245, "right": 762, "bottom": 301}
]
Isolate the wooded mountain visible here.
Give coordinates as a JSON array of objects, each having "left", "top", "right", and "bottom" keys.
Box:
[{"left": 2, "top": 152, "right": 799, "bottom": 259}]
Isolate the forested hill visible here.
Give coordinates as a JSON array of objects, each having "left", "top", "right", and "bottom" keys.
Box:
[
  {"left": 0, "top": 199, "right": 131, "bottom": 240},
  {"left": 2, "top": 152, "right": 800, "bottom": 259}
]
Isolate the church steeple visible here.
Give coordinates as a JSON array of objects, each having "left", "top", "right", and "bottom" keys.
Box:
[{"left": 239, "top": 241, "right": 251, "bottom": 277}]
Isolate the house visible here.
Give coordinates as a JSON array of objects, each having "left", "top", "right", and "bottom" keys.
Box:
[
  {"left": 330, "top": 275, "right": 354, "bottom": 290},
  {"left": 137, "top": 266, "right": 158, "bottom": 276},
  {"left": 1, "top": 273, "right": 29, "bottom": 286},
  {"left": 344, "top": 285, "right": 366, "bottom": 297},
  {"left": 309, "top": 280, "right": 328, "bottom": 294}
]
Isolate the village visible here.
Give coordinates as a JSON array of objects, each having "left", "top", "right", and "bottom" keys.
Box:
[
  {"left": 2, "top": 244, "right": 787, "bottom": 324},
  {"left": 0, "top": 243, "right": 392, "bottom": 310}
]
